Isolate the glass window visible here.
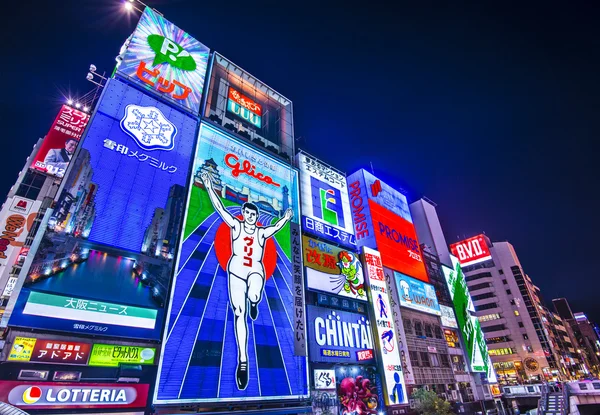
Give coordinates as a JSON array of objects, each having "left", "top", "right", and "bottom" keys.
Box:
[
  {"left": 403, "top": 318, "right": 413, "bottom": 334},
  {"left": 434, "top": 325, "right": 443, "bottom": 339},
  {"left": 430, "top": 354, "right": 440, "bottom": 367},
  {"left": 420, "top": 351, "right": 431, "bottom": 367},
  {"left": 409, "top": 351, "right": 420, "bottom": 366},
  {"left": 523, "top": 334, "right": 529, "bottom": 340},
  {"left": 415, "top": 321, "right": 424, "bottom": 337},
  {"left": 518, "top": 322, "right": 524, "bottom": 328},
  {"left": 440, "top": 354, "right": 450, "bottom": 367},
  {"left": 506, "top": 289, "right": 512, "bottom": 295},
  {"left": 424, "top": 324, "right": 433, "bottom": 338},
  {"left": 444, "top": 330, "right": 460, "bottom": 348}
]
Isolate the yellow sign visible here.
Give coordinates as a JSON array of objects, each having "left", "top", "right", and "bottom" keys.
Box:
[
  {"left": 8, "top": 337, "right": 37, "bottom": 361},
  {"left": 88, "top": 344, "right": 156, "bottom": 367}
]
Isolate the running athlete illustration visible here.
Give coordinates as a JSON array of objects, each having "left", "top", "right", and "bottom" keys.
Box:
[{"left": 200, "top": 171, "right": 293, "bottom": 390}]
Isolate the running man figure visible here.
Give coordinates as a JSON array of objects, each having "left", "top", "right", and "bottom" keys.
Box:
[{"left": 201, "top": 171, "right": 293, "bottom": 390}]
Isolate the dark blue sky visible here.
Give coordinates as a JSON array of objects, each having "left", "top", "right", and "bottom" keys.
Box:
[{"left": 3, "top": 1, "right": 599, "bottom": 319}]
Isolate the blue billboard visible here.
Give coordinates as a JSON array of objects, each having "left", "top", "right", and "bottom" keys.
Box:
[
  {"left": 391, "top": 270, "right": 441, "bottom": 316},
  {"left": 8, "top": 78, "right": 197, "bottom": 340},
  {"left": 154, "top": 124, "right": 307, "bottom": 404},
  {"left": 307, "top": 305, "right": 375, "bottom": 365}
]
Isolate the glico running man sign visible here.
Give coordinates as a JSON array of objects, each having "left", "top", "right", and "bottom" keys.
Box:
[{"left": 155, "top": 124, "right": 307, "bottom": 404}]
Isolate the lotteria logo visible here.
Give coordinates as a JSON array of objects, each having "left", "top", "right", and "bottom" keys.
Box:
[
  {"left": 22, "top": 386, "right": 42, "bottom": 404},
  {"left": 349, "top": 180, "right": 370, "bottom": 239},
  {"left": 9, "top": 385, "right": 138, "bottom": 406}
]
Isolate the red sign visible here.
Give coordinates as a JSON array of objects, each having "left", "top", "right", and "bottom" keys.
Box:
[
  {"left": 450, "top": 234, "right": 492, "bottom": 267},
  {"left": 31, "top": 105, "right": 90, "bottom": 178},
  {"left": 0, "top": 381, "right": 149, "bottom": 410},
  {"left": 357, "top": 349, "right": 375, "bottom": 361},
  {"left": 228, "top": 87, "right": 262, "bottom": 116},
  {"left": 369, "top": 201, "right": 428, "bottom": 282},
  {"left": 224, "top": 153, "right": 281, "bottom": 187},
  {"left": 31, "top": 340, "right": 91, "bottom": 364}
]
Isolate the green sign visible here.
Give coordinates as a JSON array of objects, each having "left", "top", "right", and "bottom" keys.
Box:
[
  {"left": 443, "top": 256, "right": 493, "bottom": 379},
  {"left": 88, "top": 344, "right": 156, "bottom": 367}
]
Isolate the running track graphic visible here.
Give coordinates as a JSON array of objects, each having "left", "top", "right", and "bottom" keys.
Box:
[{"left": 156, "top": 206, "right": 307, "bottom": 401}]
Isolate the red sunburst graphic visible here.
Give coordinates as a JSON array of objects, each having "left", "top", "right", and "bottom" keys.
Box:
[{"left": 214, "top": 216, "right": 278, "bottom": 280}]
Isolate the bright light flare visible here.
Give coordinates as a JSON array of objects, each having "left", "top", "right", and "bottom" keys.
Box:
[
  {"left": 124, "top": 2, "right": 133, "bottom": 11},
  {"left": 67, "top": 99, "right": 73, "bottom": 105},
  {"left": 75, "top": 102, "right": 81, "bottom": 108}
]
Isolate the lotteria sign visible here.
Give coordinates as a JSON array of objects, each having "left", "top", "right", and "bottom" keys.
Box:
[
  {"left": 307, "top": 305, "right": 375, "bottom": 364},
  {"left": 0, "top": 381, "right": 148, "bottom": 410},
  {"left": 450, "top": 234, "right": 492, "bottom": 267},
  {"left": 347, "top": 169, "right": 428, "bottom": 282}
]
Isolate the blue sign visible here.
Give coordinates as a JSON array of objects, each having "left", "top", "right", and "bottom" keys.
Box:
[
  {"left": 392, "top": 270, "right": 441, "bottom": 316},
  {"left": 307, "top": 305, "right": 375, "bottom": 364},
  {"left": 9, "top": 78, "right": 197, "bottom": 340}
]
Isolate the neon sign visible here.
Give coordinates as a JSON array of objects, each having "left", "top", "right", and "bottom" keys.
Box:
[
  {"left": 224, "top": 153, "right": 280, "bottom": 187},
  {"left": 227, "top": 87, "right": 262, "bottom": 128}
]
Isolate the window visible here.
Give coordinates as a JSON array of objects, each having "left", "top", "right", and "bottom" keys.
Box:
[
  {"left": 514, "top": 310, "right": 520, "bottom": 316},
  {"left": 502, "top": 279, "right": 508, "bottom": 284},
  {"left": 499, "top": 270, "right": 504, "bottom": 275},
  {"left": 15, "top": 171, "right": 46, "bottom": 199},
  {"left": 481, "top": 324, "right": 507, "bottom": 333},
  {"left": 420, "top": 352, "right": 431, "bottom": 367},
  {"left": 410, "top": 351, "right": 420, "bottom": 366},
  {"left": 477, "top": 302, "right": 499, "bottom": 311},
  {"left": 403, "top": 319, "right": 413, "bottom": 334},
  {"left": 424, "top": 324, "right": 433, "bottom": 338},
  {"left": 518, "top": 322, "right": 525, "bottom": 328},
  {"left": 466, "top": 272, "right": 492, "bottom": 282},
  {"left": 452, "top": 355, "right": 467, "bottom": 373},
  {"left": 470, "top": 282, "right": 492, "bottom": 291},
  {"left": 415, "top": 321, "right": 424, "bottom": 337},
  {"left": 488, "top": 347, "right": 516, "bottom": 356},
  {"left": 526, "top": 346, "right": 533, "bottom": 352},
  {"left": 523, "top": 334, "right": 529, "bottom": 340},
  {"left": 479, "top": 313, "right": 502, "bottom": 322},
  {"left": 430, "top": 353, "right": 440, "bottom": 367},
  {"left": 487, "top": 336, "right": 511, "bottom": 344},
  {"left": 510, "top": 299, "right": 516, "bottom": 306},
  {"left": 445, "top": 330, "right": 460, "bottom": 348},
  {"left": 472, "top": 292, "right": 496, "bottom": 301},
  {"left": 434, "top": 325, "right": 443, "bottom": 339},
  {"left": 506, "top": 289, "right": 512, "bottom": 295},
  {"left": 440, "top": 354, "right": 450, "bottom": 367}
]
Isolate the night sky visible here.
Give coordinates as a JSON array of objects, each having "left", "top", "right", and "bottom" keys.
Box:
[{"left": 4, "top": 2, "right": 599, "bottom": 320}]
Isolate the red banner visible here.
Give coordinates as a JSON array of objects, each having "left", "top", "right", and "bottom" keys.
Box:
[
  {"left": 31, "top": 105, "right": 90, "bottom": 177},
  {"left": 450, "top": 234, "right": 492, "bottom": 267},
  {"left": 369, "top": 201, "right": 428, "bottom": 282},
  {"left": 30, "top": 339, "right": 91, "bottom": 364}
]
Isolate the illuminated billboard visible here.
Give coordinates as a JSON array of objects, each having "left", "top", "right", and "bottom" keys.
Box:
[
  {"left": 116, "top": 7, "right": 210, "bottom": 115},
  {"left": 363, "top": 247, "right": 407, "bottom": 405},
  {"left": 155, "top": 123, "right": 307, "bottom": 403},
  {"left": 0, "top": 381, "right": 148, "bottom": 411},
  {"left": 442, "top": 255, "right": 494, "bottom": 380},
  {"left": 450, "top": 234, "right": 492, "bottom": 267},
  {"left": 88, "top": 344, "right": 155, "bottom": 367},
  {"left": 440, "top": 305, "right": 458, "bottom": 328},
  {"left": 335, "top": 366, "right": 383, "bottom": 415},
  {"left": 307, "top": 305, "right": 375, "bottom": 364},
  {"left": 0, "top": 197, "right": 42, "bottom": 296},
  {"left": 297, "top": 153, "right": 355, "bottom": 247},
  {"left": 31, "top": 105, "right": 90, "bottom": 177},
  {"left": 227, "top": 87, "right": 262, "bottom": 128},
  {"left": 391, "top": 270, "right": 440, "bottom": 316},
  {"left": 347, "top": 169, "right": 428, "bottom": 282},
  {"left": 303, "top": 236, "right": 366, "bottom": 302},
  {"left": 9, "top": 78, "right": 197, "bottom": 340}
]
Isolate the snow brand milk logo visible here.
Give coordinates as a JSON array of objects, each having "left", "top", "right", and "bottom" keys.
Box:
[
  {"left": 120, "top": 104, "right": 177, "bottom": 151},
  {"left": 9, "top": 384, "right": 138, "bottom": 406}
]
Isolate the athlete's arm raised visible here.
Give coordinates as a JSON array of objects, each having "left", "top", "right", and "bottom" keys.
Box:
[
  {"left": 200, "top": 171, "right": 238, "bottom": 228},
  {"left": 260, "top": 208, "right": 293, "bottom": 240}
]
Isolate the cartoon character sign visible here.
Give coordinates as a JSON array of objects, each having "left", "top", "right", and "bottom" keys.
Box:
[
  {"left": 200, "top": 171, "right": 292, "bottom": 389},
  {"left": 304, "top": 236, "right": 366, "bottom": 302},
  {"left": 337, "top": 375, "right": 379, "bottom": 415}
]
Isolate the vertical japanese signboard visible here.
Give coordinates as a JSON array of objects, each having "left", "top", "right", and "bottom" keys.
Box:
[
  {"left": 442, "top": 255, "right": 495, "bottom": 381},
  {"left": 115, "top": 7, "right": 210, "bottom": 115},
  {"left": 383, "top": 269, "right": 415, "bottom": 385},
  {"left": 296, "top": 153, "right": 355, "bottom": 247},
  {"left": 9, "top": 78, "right": 197, "bottom": 340},
  {"left": 362, "top": 247, "right": 407, "bottom": 405},
  {"left": 155, "top": 124, "right": 307, "bottom": 403},
  {"left": 31, "top": 105, "right": 90, "bottom": 178}
]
